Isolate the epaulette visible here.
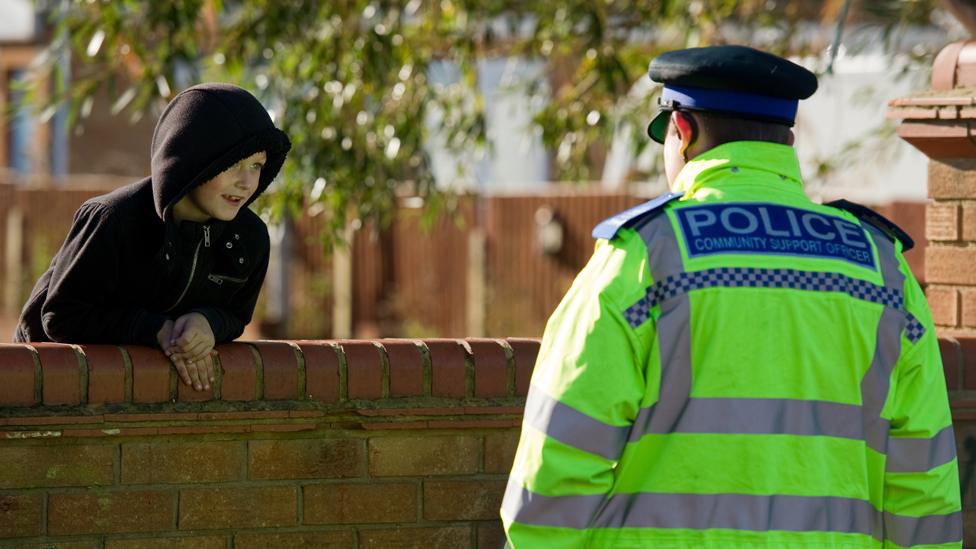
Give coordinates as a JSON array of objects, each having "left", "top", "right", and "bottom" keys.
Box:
[
  {"left": 824, "top": 199, "right": 914, "bottom": 252},
  {"left": 592, "top": 192, "right": 683, "bottom": 240}
]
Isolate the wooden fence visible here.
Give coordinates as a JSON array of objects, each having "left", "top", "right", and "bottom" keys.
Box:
[{"left": 0, "top": 181, "right": 928, "bottom": 341}]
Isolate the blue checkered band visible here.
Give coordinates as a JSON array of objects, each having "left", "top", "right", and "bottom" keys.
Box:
[
  {"left": 904, "top": 313, "right": 925, "bottom": 343},
  {"left": 624, "top": 267, "right": 925, "bottom": 343}
]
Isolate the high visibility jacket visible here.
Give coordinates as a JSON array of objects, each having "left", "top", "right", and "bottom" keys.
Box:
[{"left": 501, "top": 142, "right": 962, "bottom": 548}]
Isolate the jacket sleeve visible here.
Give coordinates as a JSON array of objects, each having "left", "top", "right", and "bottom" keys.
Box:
[
  {"left": 191, "top": 229, "right": 270, "bottom": 342},
  {"left": 502, "top": 239, "right": 648, "bottom": 548},
  {"left": 41, "top": 202, "right": 168, "bottom": 345},
  {"left": 882, "top": 262, "right": 962, "bottom": 548}
]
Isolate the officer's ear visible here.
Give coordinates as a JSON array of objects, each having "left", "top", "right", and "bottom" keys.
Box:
[
  {"left": 671, "top": 111, "right": 698, "bottom": 157},
  {"left": 787, "top": 129, "right": 795, "bottom": 146}
]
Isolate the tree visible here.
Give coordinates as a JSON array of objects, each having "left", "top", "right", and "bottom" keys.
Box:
[{"left": 32, "top": 0, "right": 945, "bottom": 241}]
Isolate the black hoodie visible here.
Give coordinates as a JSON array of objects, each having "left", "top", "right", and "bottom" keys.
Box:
[{"left": 14, "top": 83, "right": 291, "bottom": 345}]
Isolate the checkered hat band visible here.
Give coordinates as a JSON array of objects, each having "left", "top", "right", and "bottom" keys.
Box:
[{"left": 624, "top": 267, "right": 923, "bottom": 343}]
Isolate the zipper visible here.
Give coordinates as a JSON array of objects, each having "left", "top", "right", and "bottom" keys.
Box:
[
  {"left": 165, "top": 238, "right": 203, "bottom": 312},
  {"left": 203, "top": 225, "right": 211, "bottom": 247},
  {"left": 208, "top": 273, "right": 248, "bottom": 285}
]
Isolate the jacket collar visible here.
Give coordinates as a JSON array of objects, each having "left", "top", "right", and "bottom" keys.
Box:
[{"left": 672, "top": 141, "right": 803, "bottom": 196}]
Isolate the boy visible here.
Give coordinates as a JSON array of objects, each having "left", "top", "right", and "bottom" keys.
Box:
[{"left": 15, "top": 83, "right": 291, "bottom": 392}]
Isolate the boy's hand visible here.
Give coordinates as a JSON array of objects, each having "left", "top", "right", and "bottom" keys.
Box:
[
  {"left": 169, "top": 312, "right": 216, "bottom": 364},
  {"left": 158, "top": 318, "right": 210, "bottom": 391},
  {"left": 156, "top": 319, "right": 175, "bottom": 349},
  {"left": 164, "top": 312, "right": 216, "bottom": 391}
]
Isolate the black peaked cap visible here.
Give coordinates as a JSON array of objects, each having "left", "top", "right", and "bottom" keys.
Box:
[{"left": 648, "top": 45, "right": 818, "bottom": 100}]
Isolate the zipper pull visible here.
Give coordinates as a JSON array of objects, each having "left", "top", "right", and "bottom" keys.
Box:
[
  {"left": 208, "top": 274, "right": 223, "bottom": 285},
  {"left": 203, "top": 225, "right": 211, "bottom": 248}
]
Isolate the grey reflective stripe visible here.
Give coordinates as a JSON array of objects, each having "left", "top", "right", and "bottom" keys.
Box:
[
  {"left": 638, "top": 215, "right": 693, "bottom": 437},
  {"left": 523, "top": 384, "right": 629, "bottom": 460},
  {"left": 505, "top": 485, "right": 875, "bottom": 532},
  {"left": 504, "top": 484, "right": 962, "bottom": 545},
  {"left": 885, "top": 510, "right": 963, "bottom": 546},
  {"left": 861, "top": 307, "right": 902, "bottom": 455},
  {"left": 886, "top": 425, "right": 957, "bottom": 473},
  {"left": 595, "top": 492, "right": 879, "bottom": 534},
  {"left": 860, "top": 232, "right": 905, "bottom": 456},
  {"left": 632, "top": 397, "right": 864, "bottom": 442},
  {"left": 500, "top": 475, "right": 604, "bottom": 530}
]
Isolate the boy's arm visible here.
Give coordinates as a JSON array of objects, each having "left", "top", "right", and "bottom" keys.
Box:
[{"left": 41, "top": 203, "right": 169, "bottom": 344}]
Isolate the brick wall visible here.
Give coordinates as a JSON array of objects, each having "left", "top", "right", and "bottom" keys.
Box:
[
  {"left": 0, "top": 338, "right": 539, "bottom": 548},
  {"left": 0, "top": 337, "right": 975, "bottom": 547}
]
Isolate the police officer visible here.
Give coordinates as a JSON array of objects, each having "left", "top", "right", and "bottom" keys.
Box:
[{"left": 501, "top": 45, "right": 962, "bottom": 548}]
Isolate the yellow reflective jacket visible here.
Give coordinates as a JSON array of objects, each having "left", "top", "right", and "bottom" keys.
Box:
[{"left": 502, "top": 142, "right": 962, "bottom": 548}]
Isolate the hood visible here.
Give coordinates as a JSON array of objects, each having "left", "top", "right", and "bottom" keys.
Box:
[{"left": 150, "top": 83, "right": 291, "bottom": 220}]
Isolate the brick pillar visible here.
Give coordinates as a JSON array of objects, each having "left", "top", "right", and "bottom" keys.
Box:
[{"left": 890, "top": 40, "right": 976, "bottom": 336}]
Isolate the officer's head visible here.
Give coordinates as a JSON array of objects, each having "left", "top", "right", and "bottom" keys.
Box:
[{"left": 645, "top": 45, "right": 818, "bottom": 185}]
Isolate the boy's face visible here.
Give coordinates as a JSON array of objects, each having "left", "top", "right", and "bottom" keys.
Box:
[{"left": 180, "top": 151, "right": 267, "bottom": 222}]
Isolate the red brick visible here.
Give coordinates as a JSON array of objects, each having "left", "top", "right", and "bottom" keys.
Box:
[
  {"left": 359, "top": 527, "right": 470, "bottom": 549},
  {"left": 962, "top": 288, "right": 976, "bottom": 328},
  {"left": 83, "top": 344, "right": 126, "bottom": 404},
  {"left": 253, "top": 341, "right": 300, "bottom": 400},
  {"left": 369, "top": 435, "right": 480, "bottom": 476},
  {"left": 295, "top": 341, "right": 340, "bottom": 401},
  {"left": 3, "top": 541, "right": 101, "bottom": 549},
  {"left": 507, "top": 338, "right": 539, "bottom": 396},
  {"left": 927, "top": 286, "right": 960, "bottom": 326},
  {"left": 427, "top": 419, "right": 520, "bottom": 429},
  {"left": 233, "top": 532, "right": 356, "bottom": 549},
  {"left": 215, "top": 343, "right": 257, "bottom": 401},
  {"left": 362, "top": 421, "right": 429, "bottom": 430},
  {"left": 49, "top": 491, "right": 173, "bottom": 535},
  {"left": 423, "top": 480, "right": 506, "bottom": 520},
  {"left": 478, "top": 523, "right": 506, "bottom": 549},
  {"left": 0, "top": 494, "right": 42, "bottom": 538},
  {"left": 925, "top": 246, "right": 976, "bottom": 285},
  {"left": 426, "top": 339, "right": 467, "bottom": 398},
  {"left": 939, "top": 337, "right": 962, "bottom": 391},
  {"left": 938, "top": 106, "right": 960, "bottom": 120},
  {"left": 962, "top": 337, "right": 976, "bottom": 392},
  {"left": 125, "top": 345, "right": 174, "bottom": 403},
  {"left": 248, "top": 438, "right": 365, "bottom": 480},
  {"left": 251, "top": 423, "right": 315, "bottom": 434},
  {"left": 485, "top": 430, "right": 520, "bottom": 474},
  {"left": 468, "top": 339, "right": 509, "bottom": 397},
  {"left": 927, "top": 202, "right": 960, "bottom": 241},
  {"left": 962, "top": 201, "right": 976, "bottom": 240},
  {"left": 384, "top": 340, "right": 424, "bottom": 397},
  {"left": 888, "top": 107, "right": 939, "bottom": 120},
  {"left": 0, "top": 344, "right": 37, "bottom": 406},
  {"left": 304, "top": 482, "right": 416, "bottom": 524},
  {"left": 179, "top": 486, "right": 296, "bottom": 529},
  {"left": 105, "top": 537, "right": 225, "bottom": 549},
  {"left": 2, "top": 415, "right": 98, "bottom": 426},
  {"left": 0, "top": 445, "right": 114, "bottom": 488},
  {"left": 343, "top": 341, "right": 384, "bottom": 399},
  {"left": 35, "top": 343, "right": 83, "bottom": 405},
  {"left": 122, "top": 441, "right": 243, "bottom": 484},
  {"left": 929, "top": 159, "right": 976, "bottom": 199}
]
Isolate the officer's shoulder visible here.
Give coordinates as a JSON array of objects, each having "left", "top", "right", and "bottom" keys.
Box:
[
  {"left": 824, "top": 198, "right": 914, "bottom": 252},
  {"left": 592, "top": 192, "right": 683, "bottom": 241}
]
